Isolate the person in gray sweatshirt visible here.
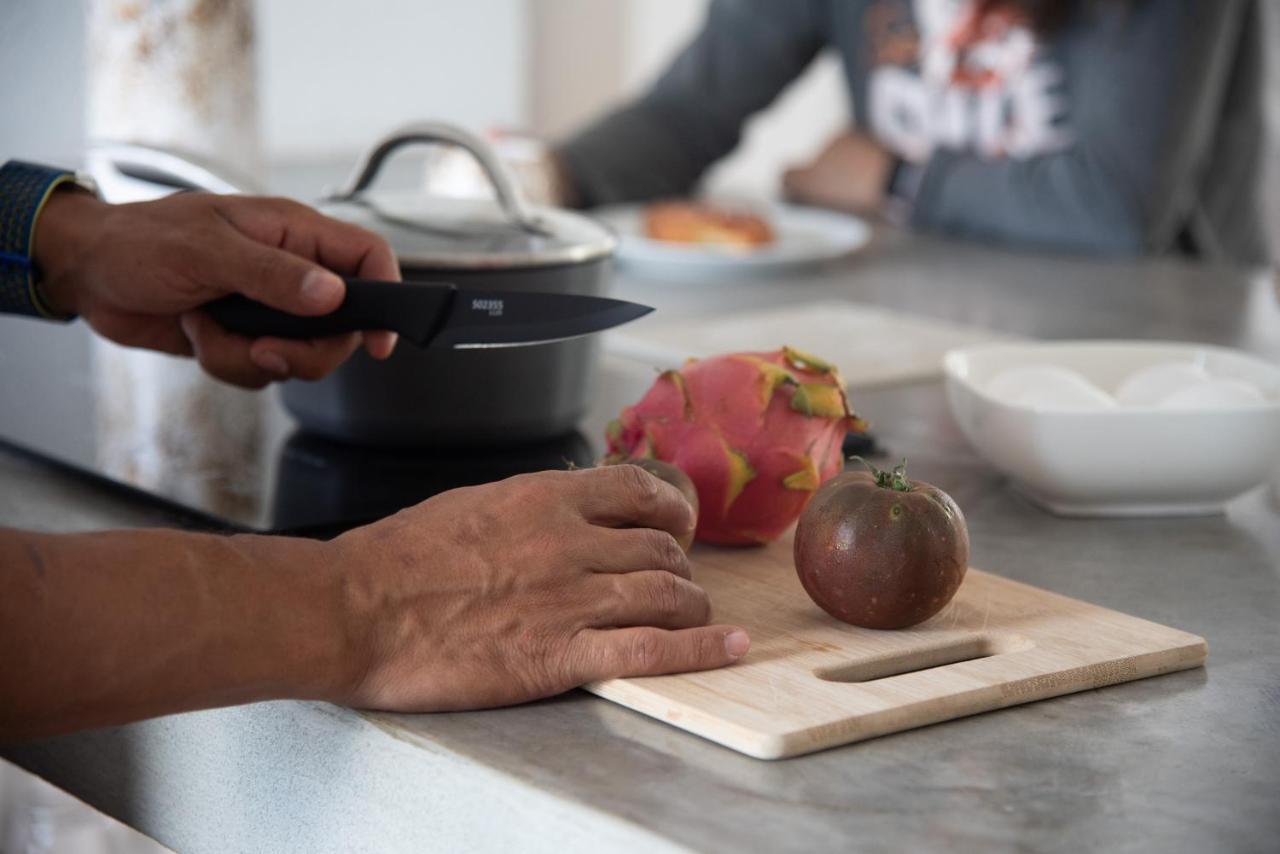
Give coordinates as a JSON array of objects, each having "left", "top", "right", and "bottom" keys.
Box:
[{"left": 554, "top": 0, "right": 1275, "bottom": 265}]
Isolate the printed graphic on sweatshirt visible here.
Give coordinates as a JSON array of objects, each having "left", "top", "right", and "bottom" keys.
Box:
[{"left": 865, "top": 0, "right": 1072, "bottom": 162}]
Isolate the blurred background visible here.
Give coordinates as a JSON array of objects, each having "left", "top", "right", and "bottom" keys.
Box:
[{"left": 1, "top": 0, "right": 847, "bottom": 197}]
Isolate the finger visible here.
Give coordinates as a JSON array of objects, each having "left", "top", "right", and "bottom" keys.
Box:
[
  {"left": 586, "top": 571, "right": 710, "bottom": 630},
  {"left": 573, "top": 526, "right": 691, "bottom": 580},
  {"left": 266, "top": 198, "right": 400, "bottom": 282},
  {"left": 150, "top": 326, "right": 195, "bottom": 357},
  {"left": 198, "top": 231, "right": 396, "bottom": 358},
  {"left": 217, "top": 195, "right": 400, "bottom": 282},
  {"left": 572, "top": 625, "right": 750, "bottom": 682},
  {"left": 205, "top": 232, "right": 348, "bottom": 317},
  {"left": 249, "top": 333, "right": 363, "bottom": 381},
  {"left": 94, "top": 317, "right": 193, "bottom": 357},
  {"left": 566, "top": 465, "right": 697, "bottom": 539},
  {"left": 208, "top": 198, "right": 403, "bottom": 343},
  {"left": 362, "top": 330, "right": 399, "bottom": 359},
  {"left": 180, "top": 311, "right": 274, "bottom": 389},
  {"left": 182, "top": 310, "right": 364, "bottom": 387}
]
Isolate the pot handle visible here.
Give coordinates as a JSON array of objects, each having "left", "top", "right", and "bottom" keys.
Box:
[
  {"left": 85, "top": 140, "right": 260, "bottom": 200},
  {"left": 328, "top": 121, "right": 549, "bottom": 236}
]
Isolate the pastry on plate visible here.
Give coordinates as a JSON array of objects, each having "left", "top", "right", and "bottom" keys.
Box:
[{"left": 643, "top": 201, "right": 774, "bottom": 249}]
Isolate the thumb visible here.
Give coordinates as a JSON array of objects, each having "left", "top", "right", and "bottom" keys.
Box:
[{"left": 214, "top": 235, "right": 346, "bottom": 317}]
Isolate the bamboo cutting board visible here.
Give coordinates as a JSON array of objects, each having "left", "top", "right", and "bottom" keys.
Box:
[{"left": 584, "top": 533, "right": 1207, "bottom": 759}]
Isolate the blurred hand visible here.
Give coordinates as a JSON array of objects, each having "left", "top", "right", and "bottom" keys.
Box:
[
  {"left": 783, "top": 130, "right": 894, "bottom": 215},
  {"left": 333, "top": 465, "right": 750, "bottom": 711},
  {"left": 34, "top": 190, "right": 401, "bottom": 389}
]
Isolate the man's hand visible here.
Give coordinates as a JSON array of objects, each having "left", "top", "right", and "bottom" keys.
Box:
[
  {"left": 333, "top": 465, "right": 750, "bottom": 711},
  {"left": 782, "top": 130, "right": 895, "bottom": 215},
  {"left": 32, "top": 190, "right": 400, "bottom": 388},
  {"left": 1, "top": 465, "right": 748, "bottom": 740}
]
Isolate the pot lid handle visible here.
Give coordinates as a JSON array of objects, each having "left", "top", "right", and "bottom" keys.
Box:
[{"left": 327, "top": 121, "right": 551, "bottom": 236}]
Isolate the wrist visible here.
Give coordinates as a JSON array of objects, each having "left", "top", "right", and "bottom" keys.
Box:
[
  {"left": 32, "top": 187, "right": 108, "bottom": 317},
  {"left": 324, "top": 533, "right": 383, "bottom": 706},
  {"left": 231, "top": 533, "right": 368, "bottom": 704}
]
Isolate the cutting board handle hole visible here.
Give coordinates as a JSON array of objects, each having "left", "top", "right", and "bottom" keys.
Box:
[{"left": 813, "top": 634, "right": 1032, "bottom": 683}]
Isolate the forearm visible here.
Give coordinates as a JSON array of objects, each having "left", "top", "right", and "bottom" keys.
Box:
[
  {"left": 557, "top": 0, "right": 828, "bottom": 206},
  {"left": 0, "top": 528, "right": 358, "bottom": 741},
  {"left": 557, "top": 105, "right": 715, "bottom": 206},
  {"left": 908, "top": 147, "right": 1149, "bottom": 255}
]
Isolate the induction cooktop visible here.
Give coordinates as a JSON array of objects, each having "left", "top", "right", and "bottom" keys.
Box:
[{"left": 0, "top": 315, "right": 594, "bottom": 535}]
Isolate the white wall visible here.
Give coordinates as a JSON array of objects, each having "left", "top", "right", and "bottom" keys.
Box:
[{"left": 257, "top": 0, "right": 527, "bottom": 163}]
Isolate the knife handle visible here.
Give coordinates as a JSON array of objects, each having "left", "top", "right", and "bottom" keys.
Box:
[{"left": 204, "top": 278, "right": 455, "bottom": 341}]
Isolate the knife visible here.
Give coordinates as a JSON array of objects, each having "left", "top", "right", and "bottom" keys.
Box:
[{"left": 204, "top": 278, "right": 653, "bottom": 349}]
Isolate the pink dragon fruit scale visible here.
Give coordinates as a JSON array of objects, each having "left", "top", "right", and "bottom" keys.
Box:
[{"left": 605, "top": 347, "right": 866, "bottom": 546}]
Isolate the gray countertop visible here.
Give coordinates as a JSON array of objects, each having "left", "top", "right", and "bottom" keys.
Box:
[{"left": 3, "top": 229, "right": 1279, "bottom": 853}]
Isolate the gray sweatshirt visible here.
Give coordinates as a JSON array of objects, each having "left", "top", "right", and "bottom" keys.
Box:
[{"left": 558, "top": 0, "right": 1274, "bottom": 265}]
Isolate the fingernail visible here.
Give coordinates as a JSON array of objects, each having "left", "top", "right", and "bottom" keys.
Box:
[
  {"left": 253, "top": 349, "right": 289, "bottom": 375},
  {"left": 724, "top": 630, "right": 750, "bottom": 659},
  {"left": 300, "top": 270, "right": 343, "bottom": 309}
]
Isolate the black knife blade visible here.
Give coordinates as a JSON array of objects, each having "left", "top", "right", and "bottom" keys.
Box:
[{"left": 204, "top": 278, "right": 653, "bottom": 348}]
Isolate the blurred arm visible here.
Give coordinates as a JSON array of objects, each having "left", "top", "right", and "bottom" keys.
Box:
[{"left": 556, "top": 0, "right": 831, "bottom": 205}]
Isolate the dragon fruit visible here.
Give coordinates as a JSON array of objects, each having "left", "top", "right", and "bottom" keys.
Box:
[{"left": 605, "top": 347, "right": 865, "bottom": 546}]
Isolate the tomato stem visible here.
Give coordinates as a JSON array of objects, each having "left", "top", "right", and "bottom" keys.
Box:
[{"left": 849, "top": 456, "right": 913, "bottom": 491}]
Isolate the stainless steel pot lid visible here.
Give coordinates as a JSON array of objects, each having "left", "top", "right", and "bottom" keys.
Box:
[
  {"left": 322, "top": 193, "right": 615, "bottom": 270},
  {"left": 319, "top": 122, "right": 615, "bottom": 270}
]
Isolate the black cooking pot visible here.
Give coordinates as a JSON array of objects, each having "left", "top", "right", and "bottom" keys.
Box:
[
  {"left": 289, "top": 123, "right": 617, "bottom": 446},
  {"left": 85, "top": 124, "right": 617, "bottom": 448}
]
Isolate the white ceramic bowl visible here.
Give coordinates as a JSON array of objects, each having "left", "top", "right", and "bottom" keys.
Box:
[{"left": 943, "top": 341, "right": 1280, "bottom": 516}]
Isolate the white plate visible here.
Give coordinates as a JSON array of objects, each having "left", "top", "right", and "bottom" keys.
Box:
[
  {"left": 607, "top": 300, "right": 1013, "bottom": 389},
  {"left": 591, "top": 203, "right": 871, "bottom": 281},
  {"left": 944, "top": 341, "right": 1280, "bottom": 517}
]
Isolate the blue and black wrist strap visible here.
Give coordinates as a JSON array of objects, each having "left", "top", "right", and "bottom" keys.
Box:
[{"left": 0, "top": 159, "right": 78, "bottom": 320}]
